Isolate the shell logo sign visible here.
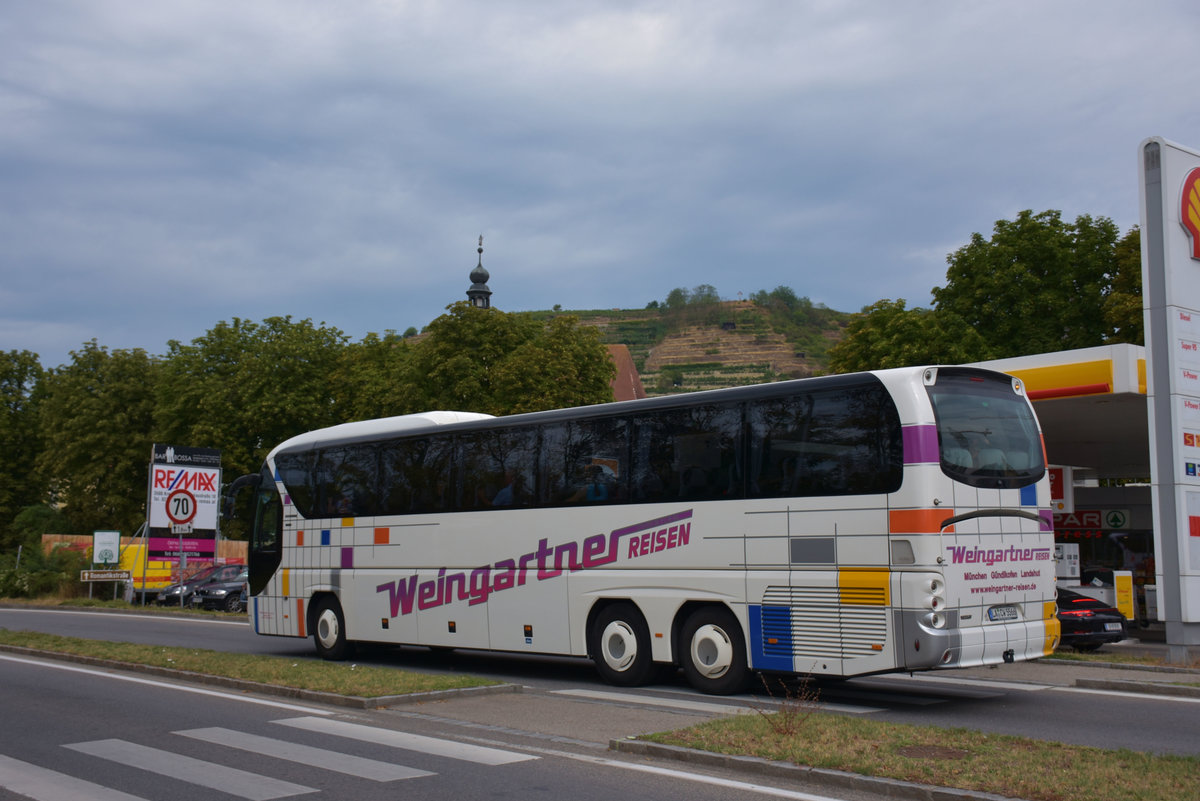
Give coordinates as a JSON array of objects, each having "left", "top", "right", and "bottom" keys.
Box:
[{"left": 1184, "top": 167, "right": 1200, "bottom": 260}]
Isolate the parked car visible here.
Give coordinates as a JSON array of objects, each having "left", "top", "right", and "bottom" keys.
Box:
[
  {"left": 196, "top": 567, "right": 249, "bottom": 612},
  {"left": 155, "top": 564, "right": 246, "bottom": 607},
  {"left": 1057, "top": 587, "right": 1127, "bottom": 651}
]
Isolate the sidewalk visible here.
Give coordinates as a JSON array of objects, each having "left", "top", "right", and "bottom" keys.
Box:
[{"left": 944, "top": 624, "right": 1200, "bottom": 696}]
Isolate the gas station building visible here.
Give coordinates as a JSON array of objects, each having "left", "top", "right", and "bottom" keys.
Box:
[{"left": 974, "top": 344, "right": 1155, "bottom": 616}]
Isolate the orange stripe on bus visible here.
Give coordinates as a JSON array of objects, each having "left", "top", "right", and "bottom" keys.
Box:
[
  {"left": 889, "top": 509, "right": 954, "bottom": 533},
  {"left": 297, "top": 598, "right": 306, "bottom": 638},
  {"left": 296, "top": 530, "right": 304, "bottom": 547},
  {"left": 374, "top": 527, "right": 389, "bottom": 545}
]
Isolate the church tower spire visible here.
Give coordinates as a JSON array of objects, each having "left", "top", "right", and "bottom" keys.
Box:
[{"left": 466, "top": 235, "right": 492, "bottom": 309}]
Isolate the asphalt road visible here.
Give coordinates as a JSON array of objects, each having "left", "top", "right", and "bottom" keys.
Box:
[
  {"left": 0, "top": 649, "right": 898, "bottom": 801},
  {"left": 2, "top": 606, "right": 1198, "bottom": 759}
]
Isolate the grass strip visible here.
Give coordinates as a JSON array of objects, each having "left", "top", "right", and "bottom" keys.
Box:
[
  {"left": 0, "top": 629, "right": 498, "bottom": 697},
  {"left": 646, "top": 711, "right": 1198, "bottom": 801}
]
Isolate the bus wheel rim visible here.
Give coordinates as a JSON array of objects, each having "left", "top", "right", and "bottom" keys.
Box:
[
  {"left": 317, "top": 608, "right": 339, "bottom": 648},
  {"left": 690, "top": 623, "right": 733, "bottom": 679},
  {"left": 600, "top": 620, "right": 637, "bottom": 672}
]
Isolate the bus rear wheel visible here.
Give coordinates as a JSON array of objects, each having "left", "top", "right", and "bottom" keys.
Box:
[
  {"left": 590, "top": 602, "right": 655, "bottom": 686},
  {"left": 313, "top": 597, "right": 354, "bottom": 661},
  {"left": 680, "top": 606, "right": 748, "bottom": 695}
]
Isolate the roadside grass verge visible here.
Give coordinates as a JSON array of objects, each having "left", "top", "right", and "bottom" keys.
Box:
[
  {"left": 0, "top": 629, "right": 498, "bottom": 697},
  {"left": 645, "top": 711, "right": 1198, "bottom": 801},
  {"left": 1, "top": 597, "right": 238, "bottom": 617}
]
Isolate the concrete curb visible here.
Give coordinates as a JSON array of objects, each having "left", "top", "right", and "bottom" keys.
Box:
[
  {"left": 1074, "top": 677, "right": 1200, "bottom": 698},
  {"left": 1039, "top": 656, "right": 1200, "bottom": 676},
  {"left": 0, "top": 643, "right": 523, "bottom": 709},
  {"left": 610, "top": 739, "right": 1018, "bottom": 801}
]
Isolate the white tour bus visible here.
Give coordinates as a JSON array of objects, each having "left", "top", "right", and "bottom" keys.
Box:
[{"left": 238, "top": 366, "right": 1060, "bottom": 694}]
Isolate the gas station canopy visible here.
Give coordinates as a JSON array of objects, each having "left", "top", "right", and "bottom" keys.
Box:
[{"left": 973, "top": 344, "right": 1148, "bottom": 480}]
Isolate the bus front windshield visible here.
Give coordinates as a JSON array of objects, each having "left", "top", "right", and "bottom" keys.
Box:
[{"left": 926, "top": 369, "right": 1045, "bottom": 489}]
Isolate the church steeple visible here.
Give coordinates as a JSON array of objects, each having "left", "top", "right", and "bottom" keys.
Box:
[{"left": 466, "top": 235, "right": 492, "bottom": 309}]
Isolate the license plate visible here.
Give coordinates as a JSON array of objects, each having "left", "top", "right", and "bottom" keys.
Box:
[
  {"left": 1104, "top": 622, "right": 1122, "bottom": 632},
  {"left": 988, "top": 605, "right": 1018, "bottom": 621}
]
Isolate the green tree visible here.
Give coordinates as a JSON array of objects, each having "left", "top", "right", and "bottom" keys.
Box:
[
  {"left": 1103, "top": 227, "right": 1143, "bottom": 345},
  {"left": 828, "top": 300, "right": 992, "bottom": 373},
  {"left": 334, "top": 331, "right": 414, "bottom": 421},
  {"left": 932, "top": 210, "right": 1131, "bottom": 357},
  {"left": 663, "top": 287, "right": 690, "bottom": 312},
  {"left": 401, "top": 302, "right": 615, "bottom": 415},
  {"left": 491, "top": 315, "right": 617, "bottom": 414},
  {"left": 156, "top": 317, "right": 349, "bottom": 490},
  {"left": 36, "top": 342, "right": 158, "bottom": 537},
  {"left": 0, "top": 350, "right": 44, "bottom": 550}
]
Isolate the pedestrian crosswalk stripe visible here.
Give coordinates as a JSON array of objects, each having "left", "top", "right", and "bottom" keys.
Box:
[
  {"left": 274, "top": 716, "right": 538, "bottom": 765},
  {"left": 175, "top": 727, "right": 434, "bottom": 781},
  {"left": 64, "top": 739, "right": 317, "bottom": 800},
  {"left": 0, "top": 754, "right": 150, "bottom": 801}
]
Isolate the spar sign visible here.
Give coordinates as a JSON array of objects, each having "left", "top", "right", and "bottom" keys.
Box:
[{"left": 146, "top": 444, "right": 221, "bottom": 562}]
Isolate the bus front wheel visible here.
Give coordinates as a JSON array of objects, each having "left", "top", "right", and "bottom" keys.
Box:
[
  {"left": 680, "top": 606, "right": 748, "bottom": 695},
  {"left": 590, "top": 602, "right": 655, "bottom": 686},
  {"left": 313, "top": 597, "right": 354, "bottom": 661}
]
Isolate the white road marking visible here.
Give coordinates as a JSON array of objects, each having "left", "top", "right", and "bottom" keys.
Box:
[
  {"left": 274, "top": 716, "right": 539, "bottom": 765},
  {"left": 64, "top": 739, "right": 316, "bottom": 799},
  {"left": 0, "top": 754, "right": 150, "bottom": 801},
  {"left": 176, "top": 727, "right": 434, "bottom": 781},
  {"left": 0, "top": 653, "right": 333, "bottom": 715}
]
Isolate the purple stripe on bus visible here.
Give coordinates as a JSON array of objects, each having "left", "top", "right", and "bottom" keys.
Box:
[
  {"left": 903, "top": 425, "right": 940, "bottom": 464},
  {"left": 1040, "top": 510, "right": 1054, "bottom": 531},
  {"left": 341, "top": 547, "right": 354, "bottom": 569}
]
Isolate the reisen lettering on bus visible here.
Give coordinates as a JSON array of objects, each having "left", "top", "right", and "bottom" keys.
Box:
[{"left": 376, "top": 509, "right": 693, "bottom": 617}]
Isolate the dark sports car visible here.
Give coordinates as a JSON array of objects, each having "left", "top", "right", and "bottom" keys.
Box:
[{"left": 1057, "top": 587, "right": 1127, "bottom": 651}]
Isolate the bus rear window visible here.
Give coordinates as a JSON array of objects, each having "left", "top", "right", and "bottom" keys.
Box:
[{"left": 926, "top": 369, "right": 1045, "bottom": 489}]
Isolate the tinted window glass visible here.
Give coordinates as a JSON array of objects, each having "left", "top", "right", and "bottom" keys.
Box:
[
  {"left": 632, "top": 403, "right": 742, "bottom": 502},
  {"left": 459, "top": 427, "right": 539, "bottom": 510},
  {"left": 927, "top": 369, "right": 1045, "bottom": 489},
  {"left": 275, "top": 452, "right": 316, "bottom": 517},
  {"left": 251, "top": 465, "right": 282, "bottom": 553},
  {"left": 541, "top": 417, "right": 628, "bottom": 505},
  {"left": 382, "top": 437, "right": 454, "bottom": 515},
  {"left": 748, "top": 384, "right": 902, "bottom": 496},
  {"left": 315, "top": 445, "right": 379, "bottom": 517}
]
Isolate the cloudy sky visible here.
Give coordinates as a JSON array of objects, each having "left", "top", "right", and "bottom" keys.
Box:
[{"left": 3, "top": 1, "right": 1197, "bottom": 369}]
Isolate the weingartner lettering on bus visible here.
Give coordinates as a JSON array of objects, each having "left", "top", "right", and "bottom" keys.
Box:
[{"left": 376, "top": 509, "right": 692, "bottom": 617}]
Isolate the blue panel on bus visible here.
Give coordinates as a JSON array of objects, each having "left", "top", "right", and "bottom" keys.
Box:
[
  {"left": 1020, "top": 484, "right": 1037, "bottom": 506},
  {"left": 749, "top": 605, "right": 794, "bottom": 672},
  {"left": 321, "top": 529, "right": 331, "bottom": 546}
]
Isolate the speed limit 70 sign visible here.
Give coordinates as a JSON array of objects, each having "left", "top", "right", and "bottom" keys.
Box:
[{"left": 165, "top": 488, "right": 198, "bottom": 526}]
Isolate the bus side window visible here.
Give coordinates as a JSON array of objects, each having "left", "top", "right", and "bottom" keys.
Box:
[
  {"left": 275, "top": 452, "right": 317, "bottom": 518},
  {"left": 459, "top": 427, "right": 538, "bottom": 510},
  {"left": 316, "top": 445, "right": 380, "bottom": 517},
  {"left": 632, "top": 403, "right": 741, "bottom": 502},
  {"left": 553, "top": 417, "right": 627, "bottom": 505},
  {"left": 748, "top": 386, "right": 902, "bottom": 497}
]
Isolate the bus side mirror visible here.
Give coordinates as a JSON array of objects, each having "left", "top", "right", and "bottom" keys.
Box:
[{"left": 222, "top": 473, "right": 262, "bottom": 518}]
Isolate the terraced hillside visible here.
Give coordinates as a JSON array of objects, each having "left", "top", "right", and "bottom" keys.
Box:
[{"left": 559, "top": 300, "right": 849, "bottom": 397}]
